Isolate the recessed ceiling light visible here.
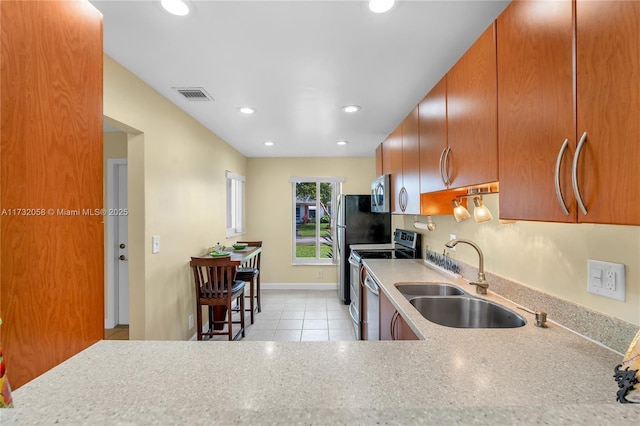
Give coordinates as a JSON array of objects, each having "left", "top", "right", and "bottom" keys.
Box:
[
  {"left": 369, "top": 0, "right": 395, "bottom": 14},
  {"left": 264, "top": 141, "right": 274, "bottom": 147},
  {"left": 337, "top": 141, "right": 348, "bottom": 146},
  {"left": 161, "top": 0, "right": 190, "bottom": 16},
  {"left": 237, "top": 106, "right": 256, "bottom": 114},
  {"left": 341, "top": 105, "right": 361, "bottom": 113}
]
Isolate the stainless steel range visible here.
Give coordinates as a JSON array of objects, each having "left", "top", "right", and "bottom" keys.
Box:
[{"left": 348, "top": 229, "right": 422, "bottom": 340}]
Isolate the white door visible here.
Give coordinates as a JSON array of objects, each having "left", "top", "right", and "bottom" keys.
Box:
[{"left": 116, "top": 163, "right": 129, "bottom": 324}]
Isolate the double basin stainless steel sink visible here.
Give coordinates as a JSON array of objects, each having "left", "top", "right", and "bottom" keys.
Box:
[{"left": 395, "top": 283, "right": 526, "bottom": 329}]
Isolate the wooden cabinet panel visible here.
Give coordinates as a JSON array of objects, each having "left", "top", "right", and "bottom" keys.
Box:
[
  {"left": 1, "top": 0, "right": 104, "bottom": 388},
  {"left": 419, "top": 77, "right": 448, "bottom": 194},
  {"left": 384, "top": 127, "right": 403, "bottom": 213},
  {"left": 379, "top": 291, "right": 418, "bottom": 341},
  {"left": 382, "top": 137, "right": 392, "bottom": 176},
  {"left": 397, "top": 314, "right": 419, "bottom": 340},
  {"left": 401, "top": 106, "right": 421, "bottom": 214},
  {"left": 446, "top": 23, "right": 498, "bottom": 189},
  {"left": 576, "top": 0, "right": 640, "bottom": 225},
  {"left": 498, "top": 0, "right": 640, "bottom": 225},
  {"left": 497, "top": 0, "right": 576, "bottom": 222}
]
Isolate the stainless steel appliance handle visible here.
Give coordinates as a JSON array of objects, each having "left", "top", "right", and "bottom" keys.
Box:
[
  {"left": 554, "top": 138, "right": 570, "bottom": 216},
  {"left": 572, "top": 131, "right": 588, "bottom": 216},
  {"left": 364, "top": 275, "right": 379, "bottom": 296},
  {"left": 348, "top": 255, "right": 360, "bottom": 267},
  {"left": 349, "top": 302, "right": 359, "bottom": 324},
  {"left": 443, "top": 146, "right": 452, "bottom": 186},
  {"left": 371, "top": 184, "right": 379, "bottom": 209}
]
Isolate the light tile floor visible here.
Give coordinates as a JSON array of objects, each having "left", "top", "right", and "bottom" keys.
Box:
[{"left": 205, "top": 289, "right": 357, "bottom": 342}]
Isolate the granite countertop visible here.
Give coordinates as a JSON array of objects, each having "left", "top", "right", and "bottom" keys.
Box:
[{"left": 3, "top": 260, "right": 640, "bottom": 425}]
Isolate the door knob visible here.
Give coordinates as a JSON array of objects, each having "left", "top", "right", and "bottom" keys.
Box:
[
  {"left": 119, "top": 243, "right": 126, "bottom": 249},
  {"left": 119, "top": 255, "right": 128, "bottom": 261}
]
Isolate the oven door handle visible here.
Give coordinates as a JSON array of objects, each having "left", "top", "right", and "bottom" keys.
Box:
[{"left": 348, "top": 302, "right": 359, "bottom": 324}]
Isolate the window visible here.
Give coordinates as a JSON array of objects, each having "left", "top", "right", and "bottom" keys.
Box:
[
  {"left": 226, "top": 171, "right": 245, "bottom": 237},
  {"left": 290, "top": 177, "right": 343, "bottom": 265}
]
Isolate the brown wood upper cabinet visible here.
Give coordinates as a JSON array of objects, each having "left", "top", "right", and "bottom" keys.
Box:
[
  {"left": 381, "top": 106, "right": 420, "bottom": 215},
  {"left": 419, "top": 23, "right": 498, "bottom": 193},
  {"left": 419, "top": 76, "right": 448, "bottom": 193},
  {"left": 498, "top": 0, "right": 640, "bottom": 225}
]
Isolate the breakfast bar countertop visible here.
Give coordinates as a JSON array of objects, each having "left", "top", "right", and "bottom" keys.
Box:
[{"left": 4, "top": 260, "right": 640, "bottom": 425}]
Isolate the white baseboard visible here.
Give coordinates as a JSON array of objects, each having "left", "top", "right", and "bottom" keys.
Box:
[{"left": 261, "top": 282, "right": 338, "bottom": 290}]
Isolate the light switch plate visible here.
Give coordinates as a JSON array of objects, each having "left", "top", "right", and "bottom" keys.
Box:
[
  {"left": 587, "top": 259, "right": 625, "bottom": 301},
  {"left": 152, "top": 235, "right": 160, "bottom": 254}
]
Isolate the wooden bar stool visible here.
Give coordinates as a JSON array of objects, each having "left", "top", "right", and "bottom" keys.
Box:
[
  {"left": 234, "top": 241, "right": 262, "bottom": 324},
  {"left": 190, "top": 257, "right": 245, "bottom": 341}
]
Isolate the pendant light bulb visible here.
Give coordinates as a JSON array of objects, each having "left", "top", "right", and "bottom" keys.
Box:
[
  {"left": 473, "top": 197, "right": 493, "bottom": 223},
  {"left": 452, "top": 199, "right": 471, "bottom": 222}
]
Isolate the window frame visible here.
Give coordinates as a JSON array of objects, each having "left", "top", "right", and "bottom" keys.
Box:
[
  {"left": 226, "top": 171, "right": 245, "bottom": 237},
  {"left": 290, "top": 176, "right": 343, "bottom": 265}
]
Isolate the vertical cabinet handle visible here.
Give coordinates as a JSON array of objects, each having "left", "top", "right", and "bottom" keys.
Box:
[
  {"left": 442, "top": 147, "right": 452, "bottom": 186},
  {"left": 554, "top": 138, "right": 570, "bottom": 216},
  {"left": 399, "top": 187, "right": 408, "bottom": 212},
  {"left": 390, "top": 311, "right": 399, "bottom": 340},
  {"left": 572, "top": 132, "right": 588, "bottom": 216},
  {"left": 438, "top": 148, "right": 447, "bottom": 186}
]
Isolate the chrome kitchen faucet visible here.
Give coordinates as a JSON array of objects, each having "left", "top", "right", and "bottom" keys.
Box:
[{"left": 445, "top": 239, "right": 488, "bottom": 294}]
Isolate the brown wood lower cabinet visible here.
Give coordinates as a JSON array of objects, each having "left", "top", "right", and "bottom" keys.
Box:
[{"left": 380, "top": 291, "right": 418, "bottom": 341}]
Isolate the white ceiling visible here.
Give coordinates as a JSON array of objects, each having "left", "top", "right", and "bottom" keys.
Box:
[{"left": 92, "top": 0, "right": 510, "bottom": 158}]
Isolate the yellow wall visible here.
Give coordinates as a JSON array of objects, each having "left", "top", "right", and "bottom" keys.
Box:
[
  {"left": 103, "top": 55, "right": 247, "bottom": 340},
  {"left": 397, "top": 195, "right": 640, "bottom": 325},
  {"left": 246, "top": 157, "right": 376, "bottom": 285}
]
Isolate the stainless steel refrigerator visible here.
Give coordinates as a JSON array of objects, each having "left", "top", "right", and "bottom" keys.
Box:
[{"left": 336, "top": 194, "right": 391, "bottom": 304}]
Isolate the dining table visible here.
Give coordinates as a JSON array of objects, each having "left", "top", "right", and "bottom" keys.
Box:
[{"left": 192, "top": 245, "right": 263, "bottom": 331}]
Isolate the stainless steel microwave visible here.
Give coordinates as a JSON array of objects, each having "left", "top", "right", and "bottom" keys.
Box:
[{"left": 371, "top": 174, "right": 390, "bottom": 213}]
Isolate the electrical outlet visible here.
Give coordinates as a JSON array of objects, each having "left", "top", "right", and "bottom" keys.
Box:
[
  {"left": 587, "top": 260, "right": 625, "bottom": 301},
  {"left": 188, "top": 314, "right": 194, "bottom": 329},
  {"left": 449, "top": 234, "right": 457, "bottom": 251},
  {"left": 317, "top": 270, "right": 323, "bottom": 279}
]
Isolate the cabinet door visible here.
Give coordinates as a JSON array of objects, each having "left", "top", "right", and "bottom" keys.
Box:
[
  {"left": 401, "top": 106, "right": 421, "bottom": 214},
  {"left": 375, "top": 144, "right": 383, "bottom": 177},
  {"left": 576, "top": 0, "right": 640, "bottom": 225},
  {"left": 419, "top": 77, "right": 448, "bottom": 193},
  {"left": 397, "top": 314, "right": 419, "bottom": 340},
  {"left": 497, "top": 0, "right": 576, "bottom": 222},
  {"left": 384, "top": 127, "right": 403, "bottom": 213},
  {"left": 379, "top": 290, "right": 394, "bottom": 341},
  {"left": 447, "top": 23, "right": 498, "bottom": 189}
]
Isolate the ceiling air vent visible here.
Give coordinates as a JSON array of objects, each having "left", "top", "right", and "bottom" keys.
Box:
[{"left": 172, "top": 87, "right": 213, "bottom": 101}]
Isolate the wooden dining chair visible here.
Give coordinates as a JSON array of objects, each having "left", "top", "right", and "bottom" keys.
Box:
[
  {"left": 234, "top": 241, "right": 262, "bottom": 324},
  {"left": 190, "top": 257, "right": 245, "bottom": 341}
]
